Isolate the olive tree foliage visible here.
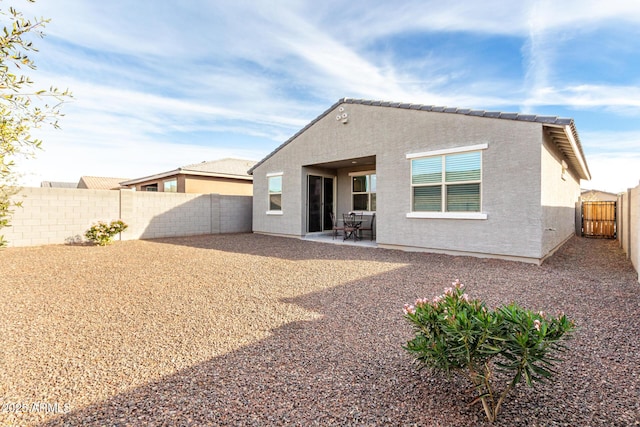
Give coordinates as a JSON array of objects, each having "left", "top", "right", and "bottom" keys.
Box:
[{"left": 1, "top": 0, "right": 70, "bottom": 246}]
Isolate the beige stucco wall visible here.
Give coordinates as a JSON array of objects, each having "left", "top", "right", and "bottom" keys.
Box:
[
  {"left": 184, "top": 176, "right": 253, "bottom": 195},
  {"left": 253, "top": 102, "right": 583, "bottom": 263},
  {"left": 128, "top": 174, "right": 185, "bottom": 192},
  {"left": 127, "top": 175, "right": 252, "bottom": 195}
]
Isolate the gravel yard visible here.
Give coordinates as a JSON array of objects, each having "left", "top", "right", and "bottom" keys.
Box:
[{"left": 1, "top": 233, "right": 638, "bottom": 426}]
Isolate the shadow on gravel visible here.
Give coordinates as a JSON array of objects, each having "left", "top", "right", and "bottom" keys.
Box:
[
  {"left": 144, "top": 232, "right": 392, "bottom": 262},
  {"left": 39, "top": 237, "right": 640, "bottom": 426}
]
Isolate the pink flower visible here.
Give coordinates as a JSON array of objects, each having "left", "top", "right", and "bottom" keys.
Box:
[
  {"left": 444, "top": 287, "right": 453, "bottom": 296},
  {"left": 534, "top": 319, "right": 541, "bottom": 331},
  {"left": 461, "top": 293, "right": 470, "bottom": 302},
  {"left": 403, "top": 304, "right": 416, "bottom": 315},
  {"left": 415, "top": 297, "right": 429, "bottom": 307}
]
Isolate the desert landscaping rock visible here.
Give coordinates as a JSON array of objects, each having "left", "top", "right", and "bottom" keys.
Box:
[{"left": 0, "top": 234, "right": 638, "bottom": 426}]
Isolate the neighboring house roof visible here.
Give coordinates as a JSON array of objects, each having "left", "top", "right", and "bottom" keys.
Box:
[
  {"left": 120, "top": 158, "right": 257, "bottom": 186},
  {"left": 77, "top": 176, "right": 130, "bottom": 190},
  {"left": 40, "top": 181, "right": 77, "bottom": 188},
  {"left": 248, "top": 98, "right": 591, "bottom": 181}
]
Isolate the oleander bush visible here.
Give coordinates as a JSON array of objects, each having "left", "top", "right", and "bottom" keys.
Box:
[
  {"left": 403, "top": 280, "right": 574, "bottom": 423},
  {"left": 84, "top": 220, "right": 128, "bottom": 246}
]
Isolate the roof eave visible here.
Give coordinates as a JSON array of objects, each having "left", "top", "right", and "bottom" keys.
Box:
[
  {"left": 120, "top": 169, "right": 181, "bottom": 186},
  {"left": 248, "top": 98, "right": 592, "bottom": 181},
  {"left": 247, "top": 98, "right": 347, "bottom": 175},
  {"left": 179, "top": 169, "right": 253, "bottom": 180},
  {"left": 121, "top": 168, "right": 253, "bottom": 186},
  {"left": 543, "top": 123, "right": 591, "bottom": 181}
]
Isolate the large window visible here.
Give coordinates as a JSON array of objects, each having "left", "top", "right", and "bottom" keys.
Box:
[
  {"left": 410, "top": 146, "right": 485, "bottom": 214},
  {"left": 351, "top": 172, "right": 376, "bottom": 211},
  {"left": 163, "top": 179, "right": 177, "bottom": 193},
  {"left": 267, "top": 173, "right": 283, "bottom": 213}
]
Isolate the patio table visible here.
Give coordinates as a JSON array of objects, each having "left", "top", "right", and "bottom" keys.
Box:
[{"left": 342, "top": 213, "right": 363, "bottom": 241}]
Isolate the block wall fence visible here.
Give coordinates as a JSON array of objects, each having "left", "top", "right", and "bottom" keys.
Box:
[
  {"left": 3, "top": 187, "right": 253, "bottom": 247},
  {"left": 617, "top": 182, "right": 640, "bottom": 283}
]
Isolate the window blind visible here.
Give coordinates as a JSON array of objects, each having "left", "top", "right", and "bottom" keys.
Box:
[
  {"left": 445, "top": 152, "right": 481, "bottom": 182},
  {"left": 446, "top": 183, "right": 480, "bottom": 212},
  {"left": 413, "top": 186, "right": 442, "bottom": 211},
  {"left": 412, "top": 157, "right": 442, "bottom": 184}
]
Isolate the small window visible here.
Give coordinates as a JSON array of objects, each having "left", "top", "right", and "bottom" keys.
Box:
[
  {"left": 351, "top": 173, "right": 376, "bottom": 211},
  {"left": 411, "top": 151, "right": 482, "bottom": 213},
  {"left": 268, "top": 174, "right": 282, "bottom": 212},
  {"left": 142, "top": 183, "right": 158, "bottom": 192},
  {"left": 163, "top": 179, "right": 177, "bottom": 193}
]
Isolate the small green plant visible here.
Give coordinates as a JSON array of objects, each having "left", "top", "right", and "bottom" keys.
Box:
[
  {"left": 403, "top": 280, "right": 574, "bottom": 423},
  {"left": 84, "top": 220, "right": 128, "bottom": 246}
]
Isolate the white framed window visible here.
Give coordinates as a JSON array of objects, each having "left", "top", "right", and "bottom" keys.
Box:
[
  {"left": 267, "top": 172, "right": 283, "bottom": 215},
  {"left": 407, "top": 144, "right": 488, "bottom": 219},
  {"left": 163, "top": 179, "right": 177, "bottom": 193},
  {"left": 349, "top": 171, "right": 376, "bottom": 212}
]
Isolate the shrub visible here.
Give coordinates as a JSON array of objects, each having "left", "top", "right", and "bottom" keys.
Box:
[
  {"left": 403, "top": 280, "right": 574, "bottom": 423},
  {"left": 84, "top": 220, "right": 128, "bottom": 246}
]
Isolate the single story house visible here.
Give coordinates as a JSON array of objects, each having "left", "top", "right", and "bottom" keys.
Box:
[
  {"left": 249, "top": 98, "right": 591, "bottom": 264},
  {"left": 121, "top": 158, "right": 256, "bottom": 195}
]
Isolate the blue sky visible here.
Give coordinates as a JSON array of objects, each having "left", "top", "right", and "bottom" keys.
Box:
[{"left": 11, "top": 0, "right": 640, "bottom": 193}]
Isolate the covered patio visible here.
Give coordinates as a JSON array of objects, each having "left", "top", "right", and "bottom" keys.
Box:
[{"left": 303, "top": 155, "right": 377, "bottom": 238}]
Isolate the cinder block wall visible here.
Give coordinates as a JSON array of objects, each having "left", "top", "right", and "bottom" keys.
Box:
[
  {"left": 3, "top": 188, "right": 253, "bottom": 247},
  {"left": 218, "top": 195, "right": 253, "bottom": 234},
  {"left": 122, "top": 191, "right": 213, "bottom": 240},
  {"left": 618, "top": 184, "right": 640, "bottom": 283},
  {"left": 4, "top": 187, "right": 120, "bottom": 246}
]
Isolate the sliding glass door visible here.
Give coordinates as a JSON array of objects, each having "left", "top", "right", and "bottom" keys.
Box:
[{"left": 308, "top": 175, "right": 334, "bottom": 233}]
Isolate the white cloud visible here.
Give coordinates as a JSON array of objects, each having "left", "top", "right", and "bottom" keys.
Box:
[
  {"left": 16, "top": 130, "right": 268, "bottom": 187},
  {"left": 580, "top": 130, "right": 640, "bottom": 193},
  {"left": 9, "top": 0, "right": 640, "bottom": 192},
  {"left": 582, "top": 154, "right": 640, "bottom": 193}
]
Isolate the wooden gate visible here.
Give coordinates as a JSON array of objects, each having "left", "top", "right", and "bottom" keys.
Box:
[{"left": 582, "top": 201, "right": 616, "bottom": 239}]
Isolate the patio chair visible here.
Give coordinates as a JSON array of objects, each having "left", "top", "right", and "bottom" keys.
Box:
[
  {"left": 358, "top": 213, "right": 376, "bottom": 240},
  {"left": 343, "top": 212, "right": 363, "bottom": 241},
  {"left": 330, "top": 212, "right": 344, "bottom": 240}
]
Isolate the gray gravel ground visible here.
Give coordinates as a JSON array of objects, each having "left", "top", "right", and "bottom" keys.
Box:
[{"left": 0, "top": 234, "right": 638, "bottom": 426}]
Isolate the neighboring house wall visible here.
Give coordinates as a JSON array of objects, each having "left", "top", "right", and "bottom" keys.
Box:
[
  {"left": 618, "top": 184, "right": 640, "bottom": 282},
  {"left": 185, "top": 176, "right": 253, "bottom": 195},
  {"left": 128, "top": 175, "right": 252, "bottom": 195},
  {"left": 3, "top": 187, "right": 252, "bottom": 247},
  {"left": 130, "top": 175, "right": 185, "bottom": 192},
  {"left": 252, "top": 102, "right": 584, "bottom": 264}
]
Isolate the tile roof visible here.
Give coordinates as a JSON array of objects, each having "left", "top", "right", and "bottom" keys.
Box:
[
  {"left": 120, "top": 158, "right": 257, "bottom": 186},
  {"left": 248, "top": 98, "right": 590, "bottom": 180},
  {"left": 40, "top": 181, "right": 77, "bottom": 188},
  {"left": 180, "top": 158, "right": 257, "bottom": 177},
  {"left": 77, "top": 176, "right": 130, "bottom": 190}
]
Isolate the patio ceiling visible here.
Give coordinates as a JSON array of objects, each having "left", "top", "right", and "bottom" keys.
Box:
[{"left": 307, "top": 155, "right": 376, "bottom": 170}]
